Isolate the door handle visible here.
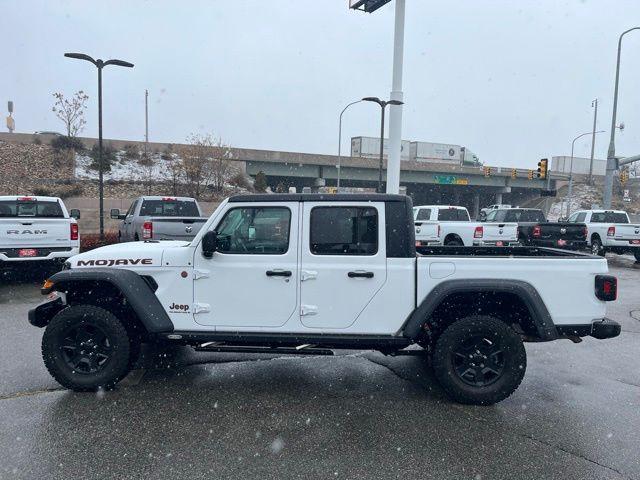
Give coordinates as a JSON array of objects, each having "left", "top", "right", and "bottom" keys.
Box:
[
  {"left": 348, "top": 271, "right": 374, "bottom": 278},
  {"left": 266, "top": 270, "right": 292, "bottom": 277}
]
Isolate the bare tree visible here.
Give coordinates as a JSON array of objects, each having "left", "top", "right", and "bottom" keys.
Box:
[
  {"left": 52, "top": 91, "right": 89, "bottom": 137},
  {"left": 178, "top": 133, "right": 233, "bottom": 199}
]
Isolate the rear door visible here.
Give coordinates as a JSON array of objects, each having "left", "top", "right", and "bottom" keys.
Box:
[{"left": 300, "top": 202, "right": 386, "bottom": 329}]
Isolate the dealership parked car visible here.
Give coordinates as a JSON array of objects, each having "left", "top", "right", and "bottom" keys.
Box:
[
  {"left": 0, "top": 195, "right": 80, "bottom": 266},
  {"left": 31, "top": 194, "right": 619, "bottom": 406},
  {"left": 111, "top": 196, "right": 208, "bottom": 242},
  {"left": 482, "top": 207, "right": 587, "bottom": 250},
  {"left": 569, "top": 209, "right": 640, "bottom": 260}
]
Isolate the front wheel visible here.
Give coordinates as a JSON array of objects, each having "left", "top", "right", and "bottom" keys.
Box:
[
  {"left": 634, "top": 250, "right": 640, "bottom": 263},
  {"left": 432, "top": 315, "right": 526, "bottom": 405},
  {"left": 42, "top": 305, "right": 133, "bottom": 391}
]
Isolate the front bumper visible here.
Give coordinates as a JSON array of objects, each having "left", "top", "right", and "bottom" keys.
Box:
[
  {"left": 556, "top": 318, "right": 621, "bottom": 340},
  {"left": 28, "top": 297, "right": 66, "bottom": 328}
]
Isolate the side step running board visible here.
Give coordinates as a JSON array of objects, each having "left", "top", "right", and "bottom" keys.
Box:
[{"left": 194, "top": 343, "right": 335, "bottom": 356}]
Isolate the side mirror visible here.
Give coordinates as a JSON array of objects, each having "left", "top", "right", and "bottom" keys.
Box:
[
  {"left": 69, "top": 209, "right": 81, "bottom": 220},
  {"left": 202, "top": 230, "right": 218, "bottom": 258},
  {"left": 110, "top": 208, "right": 123, "bottom": 220}
]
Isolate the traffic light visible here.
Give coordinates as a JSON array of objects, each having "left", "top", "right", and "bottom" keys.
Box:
[
  {"left": 483, "top": 166, "right": 491, "bottom": 177},
  {"left": 537, "top": 158, "right": 548, "bottom": 179},
  {"left": 620, "top": 169, "right": 629, "bottom": 185},
  {"left": 511, "top": 168, "right": 517, "bottom": 179},
  {"left": 528, "top": 170, "right": 534, "bottom": 180}
]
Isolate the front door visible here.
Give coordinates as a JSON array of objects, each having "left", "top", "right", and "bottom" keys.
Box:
[
  {"left": 300, "top": 202, "right": 387, "bottom": 330},
  {"left": 193, "top": 202, "right": 299, "bottom": 329}
]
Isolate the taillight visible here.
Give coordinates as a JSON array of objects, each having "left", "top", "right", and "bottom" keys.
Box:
[
  {"left": 474, "top": 226, "right": 483, "bottom": 238},
  {"left": 595, "top": 275, "right": 617, "bottom": 301},
  {"left": 532, "top": 225, "right": 541, "bottom": 238},
  {"left": 142, "top": 221, "right": 153, "bottom": 239},
  {"left": 70, "top": 223, "right": 78, "bottom": 241},
  {"left": 583, "top": 226, "right": 588, "bottom": 238},
  {"left": 607, "top": 226, "right": 615, "bottom": 237}
]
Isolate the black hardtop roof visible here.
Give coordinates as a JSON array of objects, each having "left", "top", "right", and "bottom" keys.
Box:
[{"left": 228, "top": 193, "right": 410, "bottom": 203}]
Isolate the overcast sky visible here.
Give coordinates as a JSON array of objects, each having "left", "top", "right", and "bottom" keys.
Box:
[{"left": 2, "top": 0, "right": 640, "bottom": 167}]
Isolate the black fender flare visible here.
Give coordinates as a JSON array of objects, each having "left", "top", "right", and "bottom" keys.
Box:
[
  {"left": 34, "top": 268, "right": 173, "bottom": 333},
  {"left": 402, "top": 279, "right": 557, "bottom": 341}
]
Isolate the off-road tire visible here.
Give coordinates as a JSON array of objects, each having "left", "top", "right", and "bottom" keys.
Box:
[
  {"left": 42, "top": 305, "right": 132, "bottom": 392},
  {"left": 432, "top": 315, "right": 526, "bottom": 406}
]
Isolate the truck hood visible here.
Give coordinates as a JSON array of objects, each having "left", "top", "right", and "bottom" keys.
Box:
[{"left": 68, "top": 240, "right": 189, "bottom": 269}]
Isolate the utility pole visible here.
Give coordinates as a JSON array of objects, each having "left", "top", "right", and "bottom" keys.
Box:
[
  {"left": 588, "top": 99, "right": 598, "bottom": 184},
  {"left": 144, "top": 89, "right": 149, "bottom": 157},
  {"left": 385, "top": 0, "right": 406, "bottom": 194}
]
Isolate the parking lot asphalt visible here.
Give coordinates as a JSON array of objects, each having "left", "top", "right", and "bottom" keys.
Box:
[{"left": 0, "top": 257, "right": 639, "bottom": 480}]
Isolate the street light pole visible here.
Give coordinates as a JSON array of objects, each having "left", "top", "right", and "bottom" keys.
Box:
[
  {"left": 337, "top": 100, "right": 363, "bottom": 191},
  {"left": 588, "top": 99, "right": 598, "bottom": 184},
  {"left": 567, "top": 130, "right": 605, "bottom": 217},
  {"left": 603, "top": 27, "right": 640, "bottom": 208},
  {"left": 362, "top": 97, "right": 404, "bottom": 193},
  {"left": 64, "top": 53, "right": 134, "bottom": 241}
]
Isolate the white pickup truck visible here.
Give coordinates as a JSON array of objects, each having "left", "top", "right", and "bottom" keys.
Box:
[
  {"left": 568, "top": 209, "right": 640, "bottom": 260},
  {"left": 414, "top": 205, "right": 519, "bottom": 247},
  {"left": 0, "top": 195, "right": 80, "bottom": 267},
  {"left": 30, "top": 194, "right": 620, "bottom": 406}
]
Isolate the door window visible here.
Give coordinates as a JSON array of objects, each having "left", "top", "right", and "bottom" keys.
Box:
[
  {"left": 485, "top": 210, "right": 498, "bottom": 221},
  {"left": 576, "top": 212, "right": 587, "bottom": 223},
  {"left": 215, "top": 207, "right": 291, "bottom": 254},
  {"left": 125, "top": 200, "right": 137, "bottom": 218},
  {"left": 310, "top": 207, "right": 377, "bottom": 255},
  {"left": 416, "top": 208, "right": 431, "bottom": 221}
]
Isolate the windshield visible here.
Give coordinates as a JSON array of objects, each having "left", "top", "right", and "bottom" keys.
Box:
[
  {"left": 0, "top": 200, "right": 64, "bottom": 218},
  {"left": 139, "top": 200, "right": 200, "bottom": 217},
  {"left": 591, "top": 212, "right": 629, "bottom": 223},
  {"left": 437, "top": 208, "right": 470, "bottom": 221},
  {"left": 496, "top": 209, "right": 546, "bottom": 222}
]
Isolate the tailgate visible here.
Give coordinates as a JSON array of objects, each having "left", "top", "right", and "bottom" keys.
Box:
[
  {"left": 482, "top": 223, "right": 518, "bottom": 241},
  {"left": 540, "top": 223, "right": 586, "bottom": 241},
  {"left": 150, "top": 217, "right": 207, "bottom": 240},
  {"left": 414, "top": 221, "right": 439, "bottom": 242},
  {"left": 612, "top": 224, "right": 640, "bottom": 241},
  {"left": 0, "top": 218, "right": 71, "bottom": 247}
]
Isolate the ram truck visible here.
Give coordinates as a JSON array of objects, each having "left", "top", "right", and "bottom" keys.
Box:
[
  {"left": 484, "top": 207, "right": 587, "bottom": 250},
  {"left": 111, "top": 196, "right": 207, "bottom": 242},
  {"left": 29, "top": 194, "right": 620, "bottom": 405},
  {"left": 0, "top": 195, "right": 80, "bottom": 267},
  {"left": 414, "top": 205, "right": 519, "bottom": 247},
  {"left": 569, "top": 209, "right": 640, "bottom": 260}
]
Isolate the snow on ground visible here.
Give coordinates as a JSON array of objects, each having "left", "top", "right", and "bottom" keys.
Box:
[
  {"left": 547, "top": 183, "right": 603, "bottom": 220},
  {"left": 75, "top": 151, "right": 176, "bottom": 182}
]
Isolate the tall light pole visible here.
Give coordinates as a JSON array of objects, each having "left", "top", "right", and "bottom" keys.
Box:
[
  {"left": 566, "top": 130, "right": 605, "bottom": 217},
  {"left": 362, "top": 97, "right": 404, "bottom": 193},
  {"left": 603, "top": 27, "right": 640, "bottom": 208},
  {"left": 64, "top": 53, "right": 134, "bottom": 240},
  {"left": 337, "top": 99, "right": 363, "bottom": 191},
  {"left": 349, "top": 0, "right": 406, "bottom": 195},
  {"left": 144, "top": 89, "right": 149, "bottom": 157}
]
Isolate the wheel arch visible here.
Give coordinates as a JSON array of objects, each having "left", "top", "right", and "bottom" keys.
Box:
[
  {"left": 402, "top": 279, "right": 557, "bottom": 342},
  {"left": 444, "top": 233, "right": 463, "bottom": 245},
  {"left": 36, "top": 268, "right": 173, "bottom": 334}
]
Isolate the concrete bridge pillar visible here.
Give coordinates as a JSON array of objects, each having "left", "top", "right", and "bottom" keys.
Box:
[
  {"left": 472, "top": 193, "right": 480, "bottom": 219},
  {"left": 495, "top": 192, "right": 503, "bottom": 205}
]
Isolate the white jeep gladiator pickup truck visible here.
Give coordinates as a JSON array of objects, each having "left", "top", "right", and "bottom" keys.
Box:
[
  {"left": 30, "top": 194, "right": 620, "bottom": 405},
  {"left": 568, "top": 209, "right": 640, "bottom": 260},
  {"left": 0, "top": 195, "right": 80, "bottom": 266},
  {"left": 413, "top": 205, "right": 519, "bottom": 247}
]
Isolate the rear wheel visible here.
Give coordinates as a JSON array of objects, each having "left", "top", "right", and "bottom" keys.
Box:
[
  {"left": 591, "top": 237, "right": 605, "bottom": 257},
  {"left": 444, "top": 236, "right": 464, "bottom": 247},
  {"left": 634, "top": 250, "right": 640, "bottom": 262},
  {"left": 42, "top": 305, "right": 133, "bottom": 391},
  {"left": 432, "top": 315, "right": 526, "bottom": 405}
]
